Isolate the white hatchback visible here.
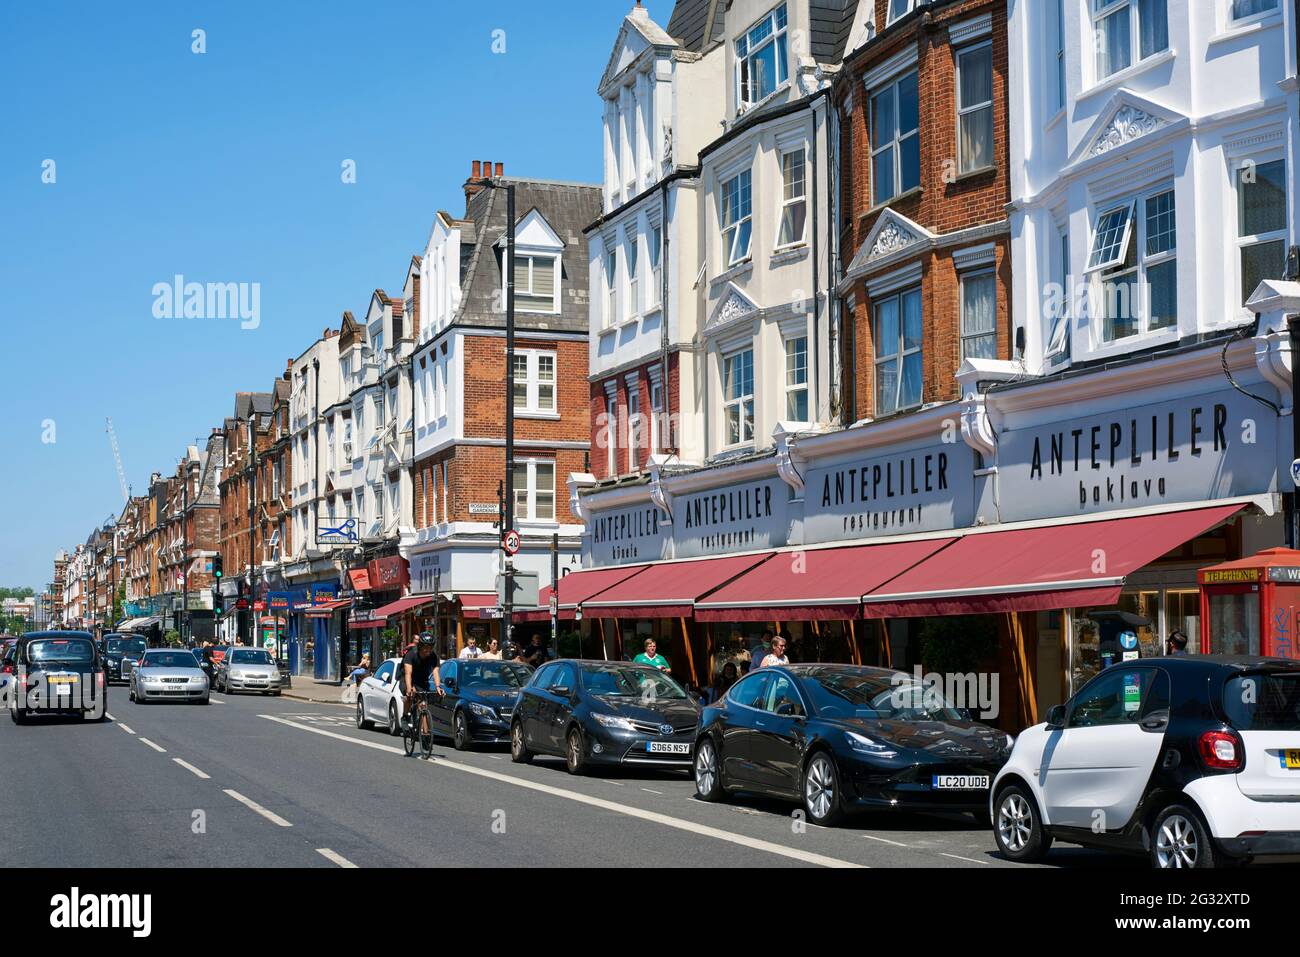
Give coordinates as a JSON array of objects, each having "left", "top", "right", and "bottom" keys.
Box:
[{"left": 355, "top": 658, "right": 406, "bottom": 736}]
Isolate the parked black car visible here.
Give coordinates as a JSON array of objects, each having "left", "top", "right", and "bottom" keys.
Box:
[
  {"left": 427, "top": 659, "right": 534, "bottom": 750},
  {"left": 8, "top": 631, "right": 108, "bottom": 724},
  {"left": 101, "top": 634, "right": 148, "bottom": 685},
  {"left": 693, "top": 664, "right": 1014, "bottom": 827},
  {"left": 511, "top": 659, "right": 701, "bottom": 774}
]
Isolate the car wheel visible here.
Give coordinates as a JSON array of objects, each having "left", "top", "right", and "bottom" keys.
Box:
[
  {"left": 802, "top": 751, "right": 844, "bottom": 826},
  {"left": 199, "top": 696, "right": 210, "bottom": 705},
  {"left": 994, "top": 784, "right": 1052, "bottom": 863},
  {"left": 694, "top": 737, "right": 725, "bottom": 802},
  {"left": 1151, "top": 804, "right": 1216, "bottom": 869},
  {"left": 356, "top": 697, "right": 372, "bottom": 729},
  {"left": 387, "top": 701, "right": 400, "bottom": 737},
  {"left": 12, "top": 707, "right": 25, "bottom": 725},
  {"left": 510, "top": 721, "right": 533, "bottom": 764},
  {"left": 453, "top": 711, "right": 471, "bottom": 751},
  {"left": 565, "top": 727, "right": 586, "bottom": 775},
  {"left": 128, "top": 687, "right": 135, "bottom": 702}
]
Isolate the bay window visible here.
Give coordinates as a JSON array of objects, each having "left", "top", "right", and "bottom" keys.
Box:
[
  {"left": 737, "top": 4, "right": 788, "bottom": 110},
  {"left": 723, "top": 348, "right": 755, "bottom": 446},
  {"left": 1092, "top": 0, "right": 1167, "bottom": 82},
  {"left": 874, "top": 287, "right": 922, "bottom": 415},
  {"left": 778, "top": 149, "right": 807, "bottom": 247},
  {"left": 1237, "top": 159, "right": 1287, "bottom": 305},
  {"left": 960, "top": 271, "right": 997, "bottom": 360},
  {"left": 1086, "top": 187, "right": 1177, "bottom": 342},
  {"left": 1232, "top": 0, "right": 1279, "bottom": 21},
  {"left": 721, "top": 169, "right": 753, "bottom": 266},
  {"left": 649, "top": 224, "right": 663, "bottom": 307},
  {"left": 784, "top": 336, "right": 809, "bottom": 422}
]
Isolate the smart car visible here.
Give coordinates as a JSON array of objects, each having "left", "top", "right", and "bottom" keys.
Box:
[{"left": 991, "top": 655, "right": 1300, "bottom": 868}]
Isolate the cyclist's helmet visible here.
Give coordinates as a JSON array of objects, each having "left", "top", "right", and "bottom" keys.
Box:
[{"left": 417, "top": 632, "right": 436, "bottom": 647}]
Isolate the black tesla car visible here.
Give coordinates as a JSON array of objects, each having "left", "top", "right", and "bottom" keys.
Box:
[
  {"left": 426, "top": 658, "right": 534, "bottom": 750},
  {"left": 101, "top": 634, "right": 147, "bottom": 685},
  {"left": 693, "top": 664, "right": 1014, "bottom": 826},
  {"left": 511, "top": 659, "right": 701, "bottom": 774}
]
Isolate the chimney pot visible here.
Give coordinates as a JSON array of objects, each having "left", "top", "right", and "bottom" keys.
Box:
[
  {"left": 483, "top": 159, "right": 492, "bottom": 177},
  {"left": 472, "top": 160, "right": 482, "bottom": 178},
  {"left": 495, "top": 162, "right": 504, "bottom": 177}
]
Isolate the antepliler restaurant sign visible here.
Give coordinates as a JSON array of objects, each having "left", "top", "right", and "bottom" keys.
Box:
[
  {"left": 998, "top": 389, "right": 1279, "bottom": 523},
  {"left": 588, "top": 502, "right": 669, "bottom": 566},
  {"left": 803, "top": 442, "right": 974, "bottom": 544},
  {"left": 675, "top": 478, "right": 789, "bottom": 559}
]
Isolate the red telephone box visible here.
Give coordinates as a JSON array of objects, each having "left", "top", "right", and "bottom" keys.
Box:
[{"left": 1198, "top": 548, "right": 1300, "bottom": 659}]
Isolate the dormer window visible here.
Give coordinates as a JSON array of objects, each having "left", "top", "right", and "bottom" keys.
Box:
[
  {"left": 514, "top": 255, "right": 559, "bottom": 314},
  {"left": 736, "top": 4, "right": 788, "bottom": 111}
]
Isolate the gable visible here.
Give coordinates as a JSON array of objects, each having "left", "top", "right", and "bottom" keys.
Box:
[
  {"left": 511, "top": 208, "right": 565, "bottom": 252},
  {"left": 705, "top": 282, "right": 760, "bottom": 336},
  {"left": 1068, "top": 91, "right": 1185, "bottom": 167},
  {"left": 844, "top": 208, "right": 936, "bottom": 280}
]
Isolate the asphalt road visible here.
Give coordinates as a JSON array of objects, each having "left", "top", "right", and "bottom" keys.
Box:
[{"left": 0, "top": 687, "right": 1139, "bottom": 868}]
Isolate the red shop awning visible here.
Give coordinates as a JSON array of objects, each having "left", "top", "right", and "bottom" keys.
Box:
[
  {"left": 348, "top": 618, "right": 387, "bottom": 631},
  {"left": 373, "top": 595, "right": 436, "bottom": 619},
  {"left": 455, "top": 593, "right": 498, "bottom": 610},
  {"left": 582, "top": 553, "right": 774, "bottom": 619},
  {"left": 514, "top": 565, "right": 653, "bottom": 622},
  {"left": 303, "top": 599, "right": 353, "bottom": 618},
  {"left": 859, "top": 503, "right": 1246, "bottom": 619},
  {"left": 694, "top": 537, "right": 956, "bottom": 622},
  {"left": 348, "top": 569, "right": 372, "bottom": 591}
]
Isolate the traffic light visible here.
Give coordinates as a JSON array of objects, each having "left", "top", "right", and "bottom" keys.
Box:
[
  {"left": 212, "top": 554, "right": 223, "bottom": 580},
  {"left": 212, "top": 585, "right": 224, "bottom": 617}
]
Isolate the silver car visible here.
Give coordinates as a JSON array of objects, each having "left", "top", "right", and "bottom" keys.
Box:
[
  {"left": 217, "top": 647, "right": 283, "bottom": 696},
  {"left": 129, "top": 649, "right": 210, "bottom": 705}
]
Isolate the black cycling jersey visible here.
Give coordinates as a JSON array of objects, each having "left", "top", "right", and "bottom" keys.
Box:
[{"left": 401, "top": 646, "right": 440, "bottom": 691}]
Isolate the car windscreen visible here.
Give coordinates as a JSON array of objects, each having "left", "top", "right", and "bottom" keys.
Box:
[
  {"left": 1223, "top": 672, "right": 1300, "bottom": 731},
  {"left": 802, "top": 669, "right": 966, "bottom": 722},
  {"left": 25, "top": 639, "right": 95, "bottom": 664},
  {"left": 581, "top": 665, "right": 687, "bottom": 700},
  {"left": 230, "top": 649, "right": 273, "bottom": 665},
  {"left": 459, "top": 661, "right": 532, "bottom": 688},
  {"left": 106, "top": 638, "right": 147, "bottom": 656},
  {"left": 141, "top": 653, "right": 200, "bottom": 669}
]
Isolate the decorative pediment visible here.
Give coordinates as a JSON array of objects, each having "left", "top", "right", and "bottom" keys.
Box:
[
  {"left": 503, "top": 208, "right": 564, "bottom": 252},
  {"left": 1069, "top": 92, "right": 1184, "bottom": 166},
  {"left": 598, "top": 7, "right": 676, "bottom": 94},
  {"left": 843, "top": 208, "right": 935, "bottom": 282},
  {"left": 705, "top": 283, "right": 759, "bottom": 335}
]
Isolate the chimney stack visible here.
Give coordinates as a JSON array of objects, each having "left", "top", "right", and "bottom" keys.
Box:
[
  {"left": 495, "top": 162, "right": 504, "bottom": 177},
  {"left": 464, "top": 159, "right": 489, "bottom": 212}
]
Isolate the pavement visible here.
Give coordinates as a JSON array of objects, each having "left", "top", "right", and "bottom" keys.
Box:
[
  {"left": 282, "top": 678, "right": 355, "bottom": 706},
  {"left": 0, "top": 682, "right": 1148, "bottom": 869}
]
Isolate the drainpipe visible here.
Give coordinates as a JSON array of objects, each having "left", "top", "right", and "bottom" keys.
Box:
[{"left": 659, "top": 178, "right": 671, "bottom": 454}]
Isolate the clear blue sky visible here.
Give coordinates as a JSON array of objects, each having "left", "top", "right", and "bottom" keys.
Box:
[{"left": 0, "top": 0, "right": 675, "bottom": 590}]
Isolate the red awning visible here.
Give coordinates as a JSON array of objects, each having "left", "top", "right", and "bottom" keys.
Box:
[
  {"left": 694, "top": 538, "right": 956, "bottom": 622},
  {"left": 582, "top": 553, "right": 774, "bottom": 619},
  {"left": 372, "top": 595, "right": 435, "bottom": 619},
  {"left": 513, "top": 565, "right": 653, "bottom": 622},
  {"left": 455, "top": 593, "right": 498, "bottom": 609},
  {"left": 859, "top": 503, "right": 1246, "bottom": 618},
  {"left": 348, "top": 569, "right": 372, "bottom": 591},
  {"left": 348, "top": 618, "right": 387, "bottom": 631},
  {"left": 303, "top": 598, "right": 353, "bottom": 618}
]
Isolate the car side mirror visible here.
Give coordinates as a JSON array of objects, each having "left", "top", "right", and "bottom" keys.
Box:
[
  {"left": 444, "top": 678, "right": 456, "bottom": 691},
  {"left": 776, "top": 702, "right": 802, "bottom": 718},
  {"left": 1046, "top": 705, "right": 1066, "bottom": 730},
  {"left": 550, "top": 685, "right": 571, "bottom": 698}
]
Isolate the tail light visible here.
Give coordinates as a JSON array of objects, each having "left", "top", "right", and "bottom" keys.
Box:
[
  {"left": 97, "top": 671, "right": 105, "bottom": 690},
  {"left": 1, "top": 663, "right": 12, "bottom": 675},
  {"left": 1198, "top": 730, "right": 1244, "bottom": 771}
]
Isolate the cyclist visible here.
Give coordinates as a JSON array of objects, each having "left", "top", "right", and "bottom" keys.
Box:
[{"left": 401, "top": 633, "right": 443, "bottom": 739}]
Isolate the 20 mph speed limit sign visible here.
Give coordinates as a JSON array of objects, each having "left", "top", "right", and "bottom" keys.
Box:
[{"left": 502, "top": 529, "right": 521, "bottom": 556}]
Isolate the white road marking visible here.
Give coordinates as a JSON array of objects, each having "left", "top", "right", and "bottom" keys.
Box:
[
  {"left": 106, "top": 713, "right": 114, "bottom": 721},
  {"left": 223, "top": 789, "right": 293, "bottom": 827},
  {"left": 316, "top": 847, "right": 358, "bottom": 868},
  {"left": 172, "top": 758, "right": 210, "bottom": 779},
  {"left": 117, "top": 723, "right": 135, "bottom": 735},
  {"left": 209, "top": 698, "right": 225, "bottom": 705},
  {"left": 940, "top": 852, "right": 989, "bottom": 865},
  {"left": 258, "top": 715, "right": 861, "bottom": 868},
  {"left": 604, "top": 780, "right": 625, "bottom": 787},
  {"left": 641, "top": 788, "right": 663, "bottom": 795},
  {"left": 138, "top": 737, "right": 166, "bottom": 753},
  {"left": 863, "top": 834, "right": 910, "bottom": 848}
]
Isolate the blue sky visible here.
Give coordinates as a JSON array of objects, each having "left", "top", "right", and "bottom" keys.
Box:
[{"left": 0, "top": 0, "right": 674, "bottom": 590}]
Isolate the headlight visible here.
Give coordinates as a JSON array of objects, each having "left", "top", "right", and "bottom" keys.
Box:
[
  {"left": 467, "top": 702, "right": 494, "bottom": 718},
  {"left": 592, "top": 712, "right": 637, "bottom": 731},
  {"left": 1003, "top": 733, "right": 1015, "bottom": 751},
  {"left": 844, "top": 731, "right": 897, "bottom": 757}
]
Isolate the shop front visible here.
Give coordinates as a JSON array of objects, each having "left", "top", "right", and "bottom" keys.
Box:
[{"left": 565, "top": 321, "right": 1292, "bottom": 730}]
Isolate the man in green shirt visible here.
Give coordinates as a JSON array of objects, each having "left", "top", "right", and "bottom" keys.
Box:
[{"left": 632, "top": 638, "right": 670, "bottom": 672}]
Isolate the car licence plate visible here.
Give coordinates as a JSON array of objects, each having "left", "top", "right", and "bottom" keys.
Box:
[
  {"left": 646, "top": 742, "right": 691, "bottom": 755},
  {"left": 1284, "top": 750, "right": 1300, "bottom": 770},
  {"left": 932, "top": 774, "right": 989, "bottom": 790}
]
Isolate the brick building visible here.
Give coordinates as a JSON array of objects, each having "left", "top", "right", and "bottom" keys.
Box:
[
  {"left": 836, "top": 0, "right": 1011, "bottom": 421},
  {"left": 218, "top": 391, "right": 275, "bottom": 642}
]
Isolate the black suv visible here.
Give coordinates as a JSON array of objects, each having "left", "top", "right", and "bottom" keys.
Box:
[{"left": 9, "top": 631, "right": 107, "bottom": 724}]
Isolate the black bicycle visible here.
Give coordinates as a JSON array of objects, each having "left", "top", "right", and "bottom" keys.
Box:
[{"left": 403, "top": 688, "right": 437, "bottom": 759}]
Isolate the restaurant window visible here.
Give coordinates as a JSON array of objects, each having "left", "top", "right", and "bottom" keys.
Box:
[
  {"left": 723, "top": 348, "right": 755, "bottom": 446},
  {"left": 1237, "top": 159, "right": 1287, "bottom": 305},
  {"left": 1092, "top": 0, "right": 1168, "bottom": 82},
  {"left": 784, "top": 336, "right": 808, "bottom": 421},
  {"left": 956, "top": 43, "right": 994, "bottom": 174},
  {"left": 777, "top": 149, "right": 807, "bottom": 247},
  {"left": 873, "top": 286, "right": 923, "bottom": 415},
  {"left": 736, "top": 4, "right": 788, "bottom": 110},
  {"left": 721, "top": 169, "right": 754, "bottom": 266},
  {"left": 871, "top": 71, "right": 920, "bottom": 205},
  {"left": 960, "top": 270, "right": 997, "bottom": 360}
]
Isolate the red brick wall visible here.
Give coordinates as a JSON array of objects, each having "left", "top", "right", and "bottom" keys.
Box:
[
  {"left": 462, "top": 335, "right": 590, "bottom": 444},
  {"left": 587, "top": 351, "right": 680, "bottom": 481},
  {"left": 839, "top": 0, "right": 1011, "bottom": 420}
]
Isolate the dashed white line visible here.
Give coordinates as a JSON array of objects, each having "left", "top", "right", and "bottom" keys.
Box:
[
  {"left": 604, "top": 780, "right": 625, "bottom": 787},
  {"left": 641, "top": 788, "right": 663, "bottom": 795},
  {"left": 116, "top": 723, "right": 135, "bottom": 735},
  {"left": 316, "top": 847, "right": 358, "bottom": 868},
  {"left": 258, "top": 714, "right": 861, "bottom": 868},
  {"left": 863, "top": 834, "right": 910, "bottom": 848},
  {"left": 940, "top": 852, "right": 990, "bottom": 865},
  {"left": 172, "top": 758, "right": 210, "bottom": 780},
  {"left": 138, "top": 737, "right": 166, "bottom": 753},
  {"left": 209, "top": 698, "right": 225, "bottom": 705},
  {"left": 223, "top": 789, "right": 293, "bottom": 827}
]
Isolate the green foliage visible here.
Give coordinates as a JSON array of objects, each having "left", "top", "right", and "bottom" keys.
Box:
[
  {"left": 557, "top": 628, "right": 582, "bottom": 659},
  {"left": 163, "top": 629, "right": 182, "bottom": 647},
  {"left": 0, "top": 587, "right": 36, "bottom": 601},
  {"left": 918, "top": 615, "right": 999, "bottom": 675}
]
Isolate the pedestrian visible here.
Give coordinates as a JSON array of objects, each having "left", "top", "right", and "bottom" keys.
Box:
[
  {"left": 350, "top": 653, "right": 371, "bottom": 686},
  {"left": 459, "top": 635, "right": 483, "bottom": 659},
  {"left": 1165, "top": 630, "right": 1190, "bottom": 656},
  {"left": 757, "top": 634, "right": 789, "bottom": 669},
  {"left": 712, "top": 661, "right": 738, "bottom": 700},
  {"left": 481, "top": 638, "right": 502, "bottom": 660},
  {"left": 523, "top": 634, "right": 547, "bottom": 668},
  {"left": 632, "top": 638, "right": 670, "bottom": 672}
]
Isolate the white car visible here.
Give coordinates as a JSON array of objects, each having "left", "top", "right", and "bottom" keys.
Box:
[
  {"left": 355, "top": 657, "right": 406, "bottom": 735},
  {"left": 216, "top": 646, "right": 283, "bottom": 695},
  {"left": 991, "top": 655, "right": 1300, "bottom": 868}
]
